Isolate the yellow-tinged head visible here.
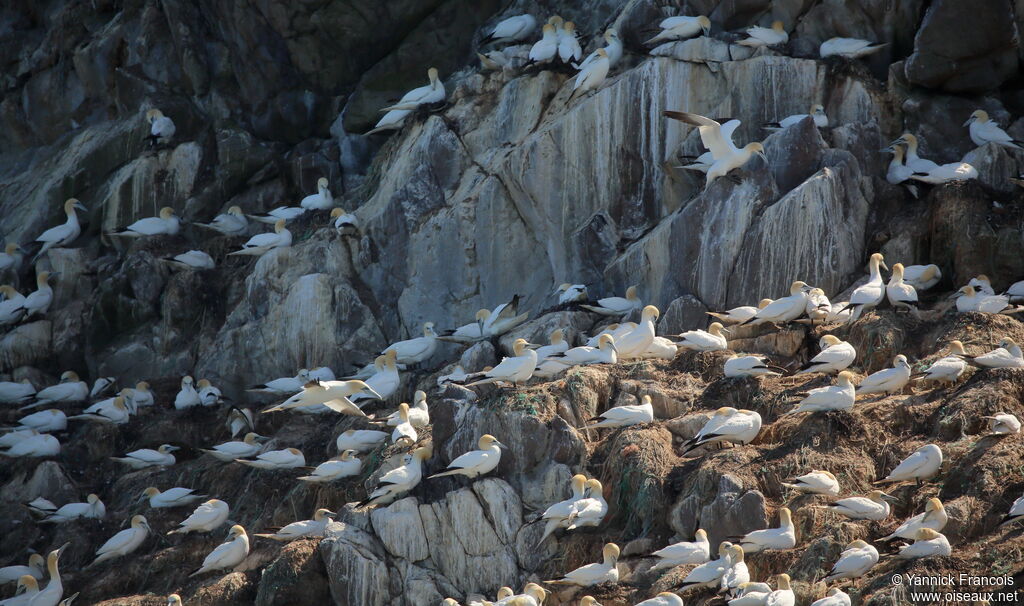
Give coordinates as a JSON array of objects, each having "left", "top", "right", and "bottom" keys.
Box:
[
  {"left": 17, "top": 576, "right": 39, "bottom": 592},
  {"left": 145, "top": 108, "right": 165, "bottom": 120},
  {"left": 642, "top": 305, "right": 660, "bottom": 320},
  {"left": 771, "top": 21, "right": 785, "bottom": 32},
  {"left": 602, "top": 542, "right": 620, "bottom": 561},
  {"left": 197, "top": 379, "right": 212, "bottom": 388},
  {"left": 789, "top": 281, "right": 808, "bottom": 294},
  {"left": 596, "top": 48, "right": 608, "bottom": 58},
  {"left": 60, "top": 370, "right": 80, "bottom": 382},
  {"left": 317, "top": 177, "right": 329, "bottom": 190},
  {"left": 131, "top": 514, "right": 150, "bottom": 529},
  {"left": 330, "top": 207, "right": 349, "bottom": 218},
  {"left": 915, "top": 528, "right": 942, "bottom": 540},
  {"left": 314, "top": 508, "right": 335, "bottom": 521},
  {"left": 36, "top": 271, "right": 52, "bottom": 287},
  {"left": 63, "top": 197, "right": 86, "bottom": 214},
  {"left": 695, "top": 528, "right": 708, "bottom": 540},
  {"left": 274, "top": 218, "right": 287, "bottom": 233},
  {"left": 926, "top": 498, "right": 944, "bottom": 512},
  {"left": 478, "top": 434, "right": 502, "bottom": 449},
  {"left": 427, "top": 67, "right": 440, "bottom": 82},
  {"left": 228, "top": 524, "right": 246, "bottom": 538},
  {"left": 228, "top": 205, "right": 243, "bottom": 215},
  {"left": 549, "top": 328, "right": 564, "bottom": 344},
  {"left": 512, "top": 338, "right": 530, "bottom": 356},
  {"left": 821, "top": 334, "right": 842, "bottom": 347},
  {"left": 708, "top": 322, "right": 725, "bottom": 336},
  {"left": 159, "top": 207, "right": 176, "bottom": 220},
  {"left": 143, "top": 487, "right": 161, "bottom": 498},
  {"left": 625, "top": 285, "right": 639, "bottom": 300},
  {"left": 414, "top": 445, "right": 433, "bottom": 460}
]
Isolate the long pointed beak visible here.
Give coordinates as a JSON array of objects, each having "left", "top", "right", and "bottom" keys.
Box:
[
  {"left": 880, "top": 263, "right": 889, "bottom": 272},
  {"left": 364, "top": 387, "right": 384, "bottom": 400},
  {"left": 757, "top": 150, "right": 768, "bottom": 163},
  {"left": 880, "top": 492, "right": 899, "bottom": 501},
  {"left": 962, "top": 118, "right": 973, "bottom": 127},
  {"left": 948, "top": 292, "right": 962, "bottom": 299}
]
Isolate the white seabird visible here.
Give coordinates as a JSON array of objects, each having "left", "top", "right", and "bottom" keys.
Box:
[
  {"left": 249, "top": 369, "right": 310, "bottom": 394},
  {"left": 954, "top": 286, "right": 1019, "bottom": 314},
  {"left": 196, "top": 206, "right": 248, "bottom": 236},
  {"left": 984, "top": 413, "right": 1021, "bottom": 435},
  {"left": 40, "top": 494, "right": 105, "bottom": 523},
  {"left": 368, "top": 68, "right": 445, "bottom": 135},
  {"left": 875, "top": 443, "right": 943, "bottom": 484},
  {"left": 764, "top": 104, "right": 828, "bottom": 130},
  {"left": 536, "top": 333, "right": 617, "bottom": 378},
  {"left": 557, "top": 21, "right": 583, "bottom": 64},
  {"left": 0, "top": 554, "right": 44, "bottom": 585},
  {"left": 724, "top": 355, "right": 781, "bottom": 379},
  {"left": 822, "top": 539, "right": 878, "bottom": 582},
  {"left": 739, "top": 281, "right": 810, "bottom": 326},
  {"left": 964, "top": 110, "right": 1022, "bottom": 149},
  {"left": 298, "top": 449, "right": 362, "bottom": 482},
  {"left": 0, "top": 286, "right": 27, "bottom": 326},
  {"left": 824, "top": 490, "right": 895, "bottom": 520},
  {"left": 881, "top": 498, "right": 948, "bottom": 541},
  {"left": 140, "top": 486, "right": 207, "bottom": 508},
  {"left": 819, "top": 37, "right": 886, "bottom": 59},
  {"left": 330, "top": 207, "right": 359, "bottom": 232},
  {"left": 569, "top": 49, "right": 609, "bottom": 101},
  {"left": 581, "top": 285, "right": 642, "bottom": 316},
  {"left": 735, "top": 507, "right": 796, "bottom": 553},
  {"left": 782, "top": 470, "right": 840, "bottom": 496},
  {"left": 23, "top": 547, "right": 65, "bottom": 606},
  {"left": 797, "top": 336, "right": 855, "bottom": 374},
  {"left": 720, "top": 545, "right": 751, "bottom": 596},
  {"left": 10, "top": 409, "right": 67, "bottom": 433},
  {"left": 267, "top": 378, "right": 381, "bottom": 414},
  {"left": 538, "top": 474, "right": 588, "bottom": 542},
  {"left": 145, "top": 108, "right": 176, "bottom": 144},
  {"left": 614, "top": 305, "right": 660, "bottom": 359},
  {"left": 226, "top": 407, "right": 255, "bottom": 437},
  {"left": 89, "top": 376, "right": 116, "bottom": 398},
  {"left": 109, "top": 207, "right": 180, "bottom": 237},
  {"left": 382, "top": 323, "right": 438, "bottom": 365},
  {"left": 29, "top": 371, "right": 88, "bottom": 406},
  {"left": 464, "top": 339, "right": 538, "bottom": 386},
  {"left": 236, "top": 447, "right": 305, "bottom": 470},
  {"left": 255, "top": 508, "right": 335, "bottom": 541},
  {"left": 34, "top": 199, "right": 86, "bottom": 261},
  {"left": 645, "top": 15, "right": 711, "bottom": 45},
  {"left": 672, "top": 322, "right": 728, "bottom": 352},
  {"left": 727, "top": 583, "right": 771, "bottom": 606},
  {"left": 707, "top": 299, "right": 772, "bottom": 324},
  {"left": 555, "top": 283, "right": 588, "bottom": 304},
  {"left": 545, "top": 543, "right": 619, "bottom": 586},
  {"left": 663, "top": 111, "right": 766, "bottom": 190},
  {"left": 683, "top": 407, "right": 762, "bottom": 454},
  {"left": 390, "top": 403, "right": 418, "bottom": 445},
  {"left": 565, "top": 479, "right": 608, "bottom": 531},
  {"left": 168, "top": 499, "right": 230, "bottom": 535},
  {"left": 737, "top": 21, "right": 788, "bottom": 47},
  {"left": 840, "top": 252, "right": 887, "bottom": 322},
  {"left": 532, "top": 328, "right": 570, "bottom": 361},
  {"left": 359, "top": 446, "right": 431, "bottom": 507},
  {"left": 764, "top": 574, "right": 795, "bottom": 606},
  {"left": 649, "top": 528, "right": 710, "bottom": 570},
  {"left": 228, "top": 218, "right": 292, "bottom": 257},
  {"left": 300, "top": 177, "right": 334, "bottom": 210},
  {"left": 0, "top": 243, "right": 24, "bottom": 276},
  {"left": 89, "top": 515, "right": 150, "bottom": 567},
  {"left": 0, "top": 428, "right": 38, "bottom": 449},
  {"left": 249, "top": 205, "right": 306, "bottom": 225},
  {"left": 164, "top": 250, "right": 215, "bottom": 270},
  {"left": 375, "top": 390, "right": 430, "bottom": 429},
  {"left": 896, "top": 528, "right": 951, "bottom": 559},
  {"left": 809, "top": 588, "right": 851, "bottom": 606},
  {"left": 902, "top": 263, "right": 941, "bottom": 291},
  {"left": 16, "top": 272, "right": 56, "bottom": 319},
  {"left": 428, "top": 434, "right": 503, "bottom": 479},
  {"left": 482, "top": 295, "right": 529, "bottom": 337},
  {"left": 577, "top": 29, "right": 622, "bottom": 70},
  {"left": 111, "top": 444, "right": 179, "bottom": 469},
  {"left": 528, "top": 24, "right": 558, "bottom": 65},
  {"left": 910, "top": 162, "right": 978, "bottom": 184},
  {"left": 884, "top": 143, "right": 914, "bottom": 185},
  {"left": 961, "top": 337, "right": 1024, "bottom": 368},
  {"left": 913, "top": 341, "right": 968, "bottom": 385},
  {"left": 587, "top": 394, "right": 655, "bottom": 429},
  {"left": 350, "top": 351, "right": 400, "bottom": 402},
  {"left": 67, "top": 396, "right": 130, "bottom": 425},
  {"left": 197, "top": 378, "right": 224, "bottom": 406},
  {"left": 888, "top": 133, "right": 939, "bottom": 173},
  {"left": 336, "top": 429, "right": 388, "bottom": 453},
  {"left": 678, "top": 541, "right": 732, "bottom": 589},
  {"left": 999, "top": 494, "right": 1024, "bottom": 527},
  {"left": 886, "top": 263, "right": 919, "bottom": 312},
  {"left": 481, "top": 14, "right": 537, "bottom": 45},
  {"left": 189, "top": 525, "right": 249, "bottom": 576},
  {"left": 174, "top": 375, "right": 201, "bottom": 410},
  {"left": 0, "top": 433, "right": 60, "bottom": 458},
  {"left": 858, "top": 355, "right": 912, "bottom": 395}
]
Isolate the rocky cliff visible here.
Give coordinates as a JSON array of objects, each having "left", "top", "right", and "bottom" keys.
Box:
[{"left": 1, "top": 0, "right": 1024, "bottom": 604}]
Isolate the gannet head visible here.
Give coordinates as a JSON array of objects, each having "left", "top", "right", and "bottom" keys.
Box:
[
  {"left": 604, "top": 28, "right": 618, "bottom": 42},
  {"left": 383, "top": 349, "right": 399, "bottom": 367},
  {"left": 771, "top": 21, "right": 785, "bottom": 32},
  {"left": 836, "top": 370, "right": 855, "bottom": 386},
  {"left": 422, "top": 322, "right": 436, "bottom": 337},
  {"left": 598, "top": 334, "right": 617, "bottom": 353},
  {"left": 563, "top": 21, "right": 577, "bottom": 34},
  {"left": 580, "top": 597, "right": 602, "bottom": 606},
  {"left": 896, "top": 132, "right": 918, "bottom": 151},
  {"left": 113, "top": 396, "right": 128, "bottom": 411},
  {"left": 227, "top": 524, "right": 246, "bottom": 539},
  {"left": 86, "top": 493, "right": 101, "bottom": 505},
  {"left": 894, "top": 354, "right": 910, "bottom": 368},
  {"left": 708, "top": 322, "right": 725, "bottom": 336},
  {"left": 697, "top": 15, "right": 712, "bottom": 35},
  {"left": 339, "top": 449, "right": 357, "bottom": 461},
  {"left": 595, "top": 48, "right": 608, "bottom": 59},
  {"left": 317, "top": 177, "right": 329, "bottom": 191},
  {"left": 159, "top": 207, "right": 176, "bottom": 220},
  {"left": 959, "top": 285, "right": 976, "bottom": 297},
  {"left": 778, "top": 507, "right": 793, "bottom": 526},
  {"left": 330, "top": 207, "right": 349, "bottom": 219},
  {"left": 744, "top": 141, "right": 767, "bottom": 162},
  {"left": 585, "top": 478, "right": 604, "bottom": 498},
  {"left": 243, "top": 432, "right": 265, "bottom": 445},
  {"left": 523, "top": 584, "right": 547, "bottom": 601},
  {"left": 729, "top": 544, "right": 745, "bottom": 562},
  {"left": 602, "top": 542, "right": 620, "bottom": 563},
  {"left": 547, "top": 15, "right": 563, "bottom": 26},
  {"left": 549, "top": 328, "right": 564, "bottom": 344},
  {"left": 789, "top": 281, "right": 809, "bottom": 294},
  {"left": 274, "top": 218, "right": 287, "bottom": 233},
  {"left": 757, "top": 298, "right": 773, "bottom": 309},
  {"left": 181, "top": 375, "right": 194, "bottom": 388},
  {"left": 0, "top": 285, "right": 18, "bottom": 299},
  {"left": 541, "top": 23, "right": 556, "bottom": 37},
  {"left": 60, "top": 370, "right": 80, "bottom": 382},
  {"left": 847, "top": 539, "right": 869, "bottom": 549},
  {"left": 36, "top": 271, "right": 53, "bottom": 288},
  {"left": 695, "top": 528, "right": 708, "bottom": 541},
  {"left": 228, "top": 205, "right": 244, "bottom": 216},
  {"left": 131, "top": 514, "right": 151, "bottom": 531},
  {"left": 478, "top": 434, "right": 504, "bottom": 450},
  {"left": 964, "top": 109, "right": 989, "bottom": 126},
  {"left": 639, "top": 394, "right": 653, "bottom": 408},
  {"left": 427, "top": 67, "right": 440, "bottom": 85},
  {"left": 716, "top": 406, "right": 739, "bottom": 416},
  {"left": 17, "top": 576, "right": 39, "bottom": 593},
  {"left": 869, "top": 252, "right": 888, "bottom": 272},
  {"left": 413, "top": 390, "right": 427, "bottom": 406},
  {"left": 717, "top": 541, "right": 733, "bottom": 557},
  {"left": 571, "top": 474, "right": 588, "bottom": 493},
  {"left": 145, "top": 109, "right": 165, "bottom": 122},
  {"left": 141, "top": 487, "right": 161, "bottom": 500},
  {"left": 868, "top": 489, "right": 897, "bottom": 502},
  {"left": 892, "top": 262, "right": 905, "bottom": 279},
  {"left": 915, "top": 528, "right": 941, "bottom": 541},
  {"left": 810, "top": 104, "right": 826, "bottom": 115},
  {"left": 641, "top": 305, "right": 660, "bottom": 321},
  {"left": 1001, "top": 337, "right": 1018, "bottom": 348},
  {"left": 413, "top": 445, "right": 433, "bottom": 460},
  {"left": 197, "top": 379, "right": 212, "bottom": 389},
  {"left": 398, "top": 402, "right": 410, "bottom": 421},
  {"left": 776, "top": 573, "right": 791, "bottom": 589},
  {"left": 821, "top": 334, "right": 842, "bottom": 347},
  {"left": 168, "top": 595, "right": 183, "bottom": 606},
  {"left": 313, "top": 508, "right": 335, "bottom": 521},
  {"left": 926, "top": 497, "right": 944, "bottom": 513},
  {"left": 28, "top": 553, "right": 44, "bottom": 569},
  {"left": 512, "top": 338, "right": 531, "bottom": 356},
  {"left": 136, "top": 381, "right": 150, "bottom": 391},
  {"left": 157, "top": 444, "right": 180, "bottom": 454},
  {"left": 556, "top": 283, "right": 571, "bottom": 293},
  {"left": 625, "top": 285, "right": 639, "bottom": 301},
  {"left": 64, "top": 198, "right": 87, "bottom": 214},
  {"left": 496, "top": 587, "right": 514, "bottom": 600},
  {"left": 4, "top": 243, "right": 20, "bottom": 255}
]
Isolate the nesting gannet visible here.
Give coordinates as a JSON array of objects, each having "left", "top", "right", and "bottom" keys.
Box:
[
  {"left": 646, "top": 15, "right": 711, "bottom": 45},
  {"left": 859, "top": 355, "right": 912, "bottom": 395},
  {"left": 800, "top": 288, "right": 832, "bottom": 324},
  {"left": 954, "top": 286, "right": 1019, "bottom": 314},
  {"left": 809, "top": 588, "right": 851, "bottom": 606},
  {"left": 236, "top": 447, "right": 305, "bottom": 470},
  {"left": 359, "top": 446, "right": 431, "bottom": 507},
  {"left": 145, "top": 108, "right": 175, "bottom": 145},
  {"left": 0, "top": 555, "right": 44, "bottom": 585},
  {"left": 881, "top": 498, "right": 948, "bottom": 541},
  {"left": 724, "top": 355, "right": 781, "bottom": 379},
  {"left": 587, "top": 394, "right": 655, "bottom": 429},
  {"left": 555, "top": 283, "right": 588, "bottom": 304},
  {"left": 740, "top": 282, "right": 810, "bottom": 326},
  {"left": 34, "top": 199, "right": 86, "bottom": 261},
  {"left": 886, "top": 264, "right": 919, "bottom": 312},
  {"left": 168, "top": 499, "right": 230, "bottom": 534},
  {"left": 300, "top": 177, "right": 334, "bottom": 210},
  {"left": 11, "top": 409, "right": 67, "bottom": 432},
  {"left": 902, "top": 264, "right": 941, "bottom": 291},
  {"left": 0, "top": 286, "right": 26, "bottom": 325},
  {"left": 737, "top": 21, "right": 788, "bottom": 47},
  {"left": 707, "top": 299, "right": 772, "bottom": 324},
  {"left": 640, "top": 336, "right": 679, "bottom": 360},
  {"left": 25, "top": 496, "right": 58, "bottom": 517},
  {"left": 0, "top": 243, "right": 24, "bottom": 275},
  {"left": 764, "top": 105, "right": 828, "bottom": 131},
  {"left": 30, "top": 371, "right": 88, "bottom": 406},
  {"left": 110, "top": 207, "right": 180, "bottom": 237},
  {"left": 876, "top": 444, "right": 943, "bottom": 485},
  {"left": 614, "top": 305, "right": 659, "bottom": 359},
  {"left": 531, "top": 329, "right": 570, "bottom": 363},
  {"left": 735, "top": 508, "right": 795, "bottom": 553},
  {"left": 822, "top": 540, "right": 878, "bottom": 582},
  {"left": 798, "top": 337, "right": 856, "bottom": 375},
  {"left": 368, "top": 68, "right": 444, "bottom": 135},
  {"left": 382, "top": 323, "right": 438, "bottom": 365},
  {"left": 839, "top": 253, "right": 887, "bottom": 322},
  {"left": 330, "top": 207, "right": 358, "bottom": 232},
  {"left": 1005, "top": 279, "right": 1024, "bottom": 302},
  {"left": 196, "top": 206, "right": 248, "bottom": 236},
  {"left": 428, "top": 434, "right": 503, "bottom": 479},
  {"left": 663, "top": 112, "right": 766, "bottom": 190},
  {"left": 985, "top": 413, "right": 1021, "bottom": 435},
  {"left": 390, "top": 403, "right": 418, "bottom": 445},
  {"left": 539, "top": 474, "right": 588, "bottom": 542},
  {"left": 347, "top": 353, "right": 399, "bottom": 403},
  {"left": 299, "top": 449, "right": 362, "bottom": 482},
  {"left": 226, "top": 407, "right": 255, "bottom": 437},
  {"left": 229, "top": 218, "right": 292, "bottom": 256},
  {"left": 375, "top": 390, "right": 430, "bottom": 429},
  {"left": 964, "top": 110, "right": 1022, "bottom": 149},
  {"left": 16, "top": 272, "right": 55, "bottom": 318},
  {"left": 249, "top": 205, "right": 306, "bottom": 225},
  {"left": 577, "top": 29, "right": 622, "bottom": 71},
  {"left": 0, "top": 428, "right": 38, "bottom": 449},
  {"left": 173, "top": 376, "right": 201, "bottom": 410},
  {"left": 649, "top": 529, "right": 709, "bottom": 570},
  {"left": 88, "top": 376, "right": 116, "bottom": 398},
  {"left": 527, "top": 24, "right": 559, "bottom": 65},
  {"left": 0, "top": 433, "right": 59, "bottom": 457},
  {"left": 197, "top": 379, "right": 224, "bottom": 406},
  {"left": 910, "top": 162, "right": 978, "bottom": 184},
  {"left": 268, "top": 378, "right": 381, "bottom": 413},
  {"left": 464, "top": 339, "right": 538, "bottom": 386},
  {"left": 765, "top": 575, "right": 795, "bottom": 606},
  {"left": 782, "top": 470, "right": 840, "bottom": 496},
  {"left": 164, "top": 250, "right": 215, "bottom": 270},
  {"left": 481, "top": 14, "right": 537, "bottom": 45},
  {"left": 727, "top": 583, "right": 771, "bottom": 606},
  {"left": 581, "top": 285, "right": 642, "bottom": 316},
  {"left": 24, "top": 547, "right": 65, "bottom": 606},
  {"left": 68, "top": 396, "right": 130, "bottom": 425},
  {"left": 438, "top": 309, "right": 491, "bottom": 344},
  {"left": 189, "top": 525, "right": 249, "bottom": 576},
  {"left": 963, "top": 337, "right": 1024, "bottom": 368},
  {"left": 140, "top": 486, "right": 206, "bottom": 509},
  {"left": 336, "top": 429, "right": 388, "bottom": 453},
  {"left": 913, "top": 341, "right": 968, "bottom": 385},
  {"left": 40, "top": 494, "right": 105, "bottom": 523},
  {"left": 256, "top": 508, "right": 334, "bottom": 541},
  {"left": 999, "top": 494, "right": 1024, "bottom": 527},
  {"left": 249, "top": 369, "right": 310, "bottom": 394},
  {"left": 683, "top": 408, "right": 762, "bottom": 453},
  {"left": 889, "top": 133, "right": 938, "bottom": 173},
  {"left": 819, "top": 38, "right": 886, "bottom": 59},
  {"left": 896, "top": 528, "right": 951, "bottom": 559},
  {"left": 823, "top": 490, "right": 895, "bottom": 520},
  {"left": 883, "top": 144, "right": 913, "bottom": 185},
  {"left": 678, "top": 542, "right": 732, "bottom": 589},
  {"left": 587, "top": 323, "right": 632, "bottom": 346},
  {"left": 556, "top": 21, "right": 583, "bottom": 64},
  {"left": 672, "top": 322, "right": 728, "bottom": 352},
  {"left": 565, "top": 479, "right": 608, "bottom": 530},
  {"left": 720, "top": 545, "right": 751, "bottom": 596},
  {"left": 546, "top": 543, "right": 619, "bottom": 586},
  {"left": 111, "top": 444, "right": 178, "bottom": 469},
  {"left": 482, "top": 295, "right": 529, "bottom": 337},
  {"left": 569, "top": 49, "right": 609, "bottom": 101},
  {"left": 90, "top": 515, "right": 150, "bottom": 566},
  {"left": 2, "top": 575, "right": 39, "bottom": 605}
]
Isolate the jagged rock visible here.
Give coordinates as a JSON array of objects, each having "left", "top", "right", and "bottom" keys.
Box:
[
  {"left": 668, "top": 471, "right": 768, "bottom": 547},
  {"left": 658, "top": 295, "right": 709, "bottom": 336},
  {"left": 255, "top": 539, "right": 332, "bottom": 606},
  {"left": 371, "top": 496, "right": 430, "bottom": 561},
  {"left": 0, "top": 321, "right": 51, "bottom": 371}
]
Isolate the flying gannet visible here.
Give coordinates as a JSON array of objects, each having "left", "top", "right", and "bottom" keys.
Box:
[
  {"left": 267, "top": 378, "right": 381, "bottom": 413},
  {"left": 663, "top": 111, "right": 766, "bottom": 190}
]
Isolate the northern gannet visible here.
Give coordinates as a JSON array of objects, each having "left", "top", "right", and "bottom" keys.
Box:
[
  {"left": 109, "top": 207, "right": 180, "bottom": 237},
  {"left": 724, "top": 355, "right": 781, "bottom": 378},
  {"left": 886, "top": 263, "right": 919, "bottom": 312},
  {"left": 0, "top": 555, "right": 44, "bottom": 585},
  {"left": 840, "top": 253, "right": 887, "bottom": 322},
  {"left": 197, "top": 378, "right": 224, "bottom": 406},
  {"left": 999, "top": 494, "right": 1024, "bottom": 527},
  {"left": 375, "top": 390, "right": 430, "bottom": 429},
  {"left": 538, "top": 474, "right": 588, "bottom": 542},
  {"left": 954, "top": 286, "right": 1019, "bottom": 314},
  {"left": 581, "top": 285, "right": 642, "bottom": 316},
  {"left": 25, "top": 497, "right": 58, "bottom": 517},
  {"left": 809, "top": 588, "right": 851, "bottom": 606},
  {"left": 707, "top": 299, "right": 772, "bottom": 324},
  {"left": 229, "top": 219, "right": 292, "bottom": 256},
  {"left": 359, "top": 446, "right": 431, "bottom": 507},
  {"left": 577, "top": 29, "right": 622, "bottom": 70},
  {"left": 39, "top": 494, "right": 105, "bottom": 523},
  {"left": 720, "top": 545, "right": 750, "bottom": 595},
  {"left": 196, "top": 206, "right": 248, "bottom": 236},
  {"left": 0, "top": 243, "right": 24, "bottom": 275},
  {"left": 89, "top": 515, "right": 150, "bottom": 566},
  {"left": 782, "top": 470, "right": 839, "bottom": 495},
  {"left": 464, "top": 339, "right": 538, "bottom": 386},
  {"left": 174, "top": 376, "right": 200, "bottom": 409},
  {"left": 298, "top": 449, "right": 362, "bottom": 482},
  {"left": 532, "top": 328, "right": 570, "bottom": 361},
  {"left": 89, "top": 377, "right": 116, "bottom": 398},
  {"left": 236, "top": 447, "right": 305, "bottom": 470},
  {"left": 888, "top": 133, "right": 938, "bottom": 173},
  {"left": 764, "top": 104, "right": 828, "bottom": 130},
  {"left": 128, "top": 381, "right": 153, "bottom": 408},
  {"left": 67, "top": 396, "right": 130, "bottom": 424},
  {"left": 985, "top": 413, "right": 1021, "bottom": 435},
  {"left": 727, "top": 583, "right": 770, "bottom": 606},
  {"left": 164, "top": 250, "right": 215, "bottom": 270},
  {"left": 569, "top": 49, "right": 609, "bottom": 101},
  {"left": 902, "top": 264, "right": 941, "bottom": 291},
  {"left": 0, "top": 286, "right": 26, "bottom": 325},
  {"left": 765, "top": 574, "right": 795, "bottom": 606},
  {"left": 10, "top": 409, "right": 67, "bottom": 432},
  {"left": 961, "top": 338, "right": 1024, "bottom": 368},
  {"left": 168, "top": 499, "right": 230, "bottom": 534},
  {"left": 859, "top": 355, "right": 912, "bottom": 394},
  {"left": 481, "top": 14, "right": 537, "bottom": 45},
  {"left": 614, "top": 305, "right": 659, "bottom": 359},
  {"left": 913, "top": 341, "right": 968, "bottom": 384},
  {"left": 587, "top": 394, "right": 655, "bottom": 428},
  {"left": 587, "top": 324, "right": 629, "bottom": 347},
  {"left": 557, "top": 22, "right": 583, "bottom": 64},
  {"left": 910, "top": 161, "right": 978, "bottom": 184},
  {"left": 528, "top": 24, "right": 558, "bottom": 65},
  {"left": 649, "top": 528, "right": 710, "bottom": 570},
  {"left": 683, "top": 408, "right": 762, "bottom": 454},
  {"left": 883, "top": 144, "right": 913, "bottom": 185},
  {"left": 111, "top": 444, "right": 178, "bottom": 469},
  {"left": 482, "top": 295, "right": 529, "bottom": 337},
  {"left": 672, "top": 322, "right": 728, "bottom": 351},
  {"left": 330, "top": 207, "right": 359, "bottom": 232},
  {"left": 477, "top": 49, "right": 510, "bottom": 71},
  {"left": 390, "top": 403, "right": 418, "bottom": 445},
  {"left": 963, "top": 110, "right": 1022, "bottom": 149},
  {"left": 797, "top": 336, "right": 856, "bottom": 374},
  {"left": 189, "top": 525, "right": 249, "bottom": 576},
  {"left": 25, "top": 546, "right": 65, "bottom": 606},
  {"left": 0, "top": 434, "right": 59, "bottom": 457},
  {"left": 803, "top": 288, "right": 832, "bottom": 324},
  {"left": 29, "top": 371, "right": 87, "bottom": 406},
  {"left": 255, "top": 508, "right": 334, "bottom": 541},
  {"left": 737, "top": 21, "right": 788, "bottom": 47},
  {"left": 0, "top": 428, "right": 38, "bottom": 448},
  {"left": 819, "top": 37, "right": 886, "bottom": 58},
  {"left": 565, "top": 479, "right": 608, "bottom": 530},
  {"left": 16, "top": 272, "right": 56, "bottom": 319},
  {"left": 145, "top": 108, "right": 176, "bottom": 145},
  {"left": 678, "top": 541, "right": 732, "bottom": 589},
  {"left": 556, "top": 283, "right": 588, "bottom": 304},
  {"left": 497, "top": 584, "right": 546, "bottom": 606},
  {"left": 546, "top": 543, "right": 619, "bottom": 586},
  {"left": 249, "top": 205, "right": 306, "bottom": 225},
  {"left": 645, "top": 15, "right": 711, "bottom": 45},
  {"left": 368, "top": 68, "right": 444, "bottom": 135},
  {"left": 640, "top": 336, "right": 679, "bottom": 360},
  {"left": 267, "top": 378, "right": 381, "bottom": 413},
  {"left": 34, "top": 199, "right": 86, "bottom": 261},
  {"left": 336, "top": 429, "right": 388, "bottom": 453},
  {"left": 824, "top": 490, "right": 895, "bottom": 520},
  {"left": 249, "top": 369, "right": 310, "bottom": 394},
  {"left": 428, "top": 434, "right": 503, "bottom": 479},
  {"left": 822, "top": 540, "right": 878, "bottom": 582},
  {"left": 739, "top": 281, "right": 810, "bottom": 326},
  {"left": 438, "top": 309, "right": 491, "bottom": 343},
  {"left": 140, "top": 487, "right": 207, "bottom": 508},
  {"left": 876, "top": 444, "right": 942, "bottom": 484},
  {"left": 348, "top": 352, "right": 398, "bottom": 403},
  {"left": 226, "top": 407, "right": 255, "bottom": 437},
  {"left": 382, "top": 323, "right": 438, "bottom": 365},
  {"left": 896, "top": 528, "right": 951, "bottom": 559},
  {"left": 881, "top": 498, "right": 948, "bottom": 541},
  {"left": 300, "top": 177, "right": 334, "bottom": 210},
  {"left": 663, "top": 111, "right": 766, "bottom": 190}
]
